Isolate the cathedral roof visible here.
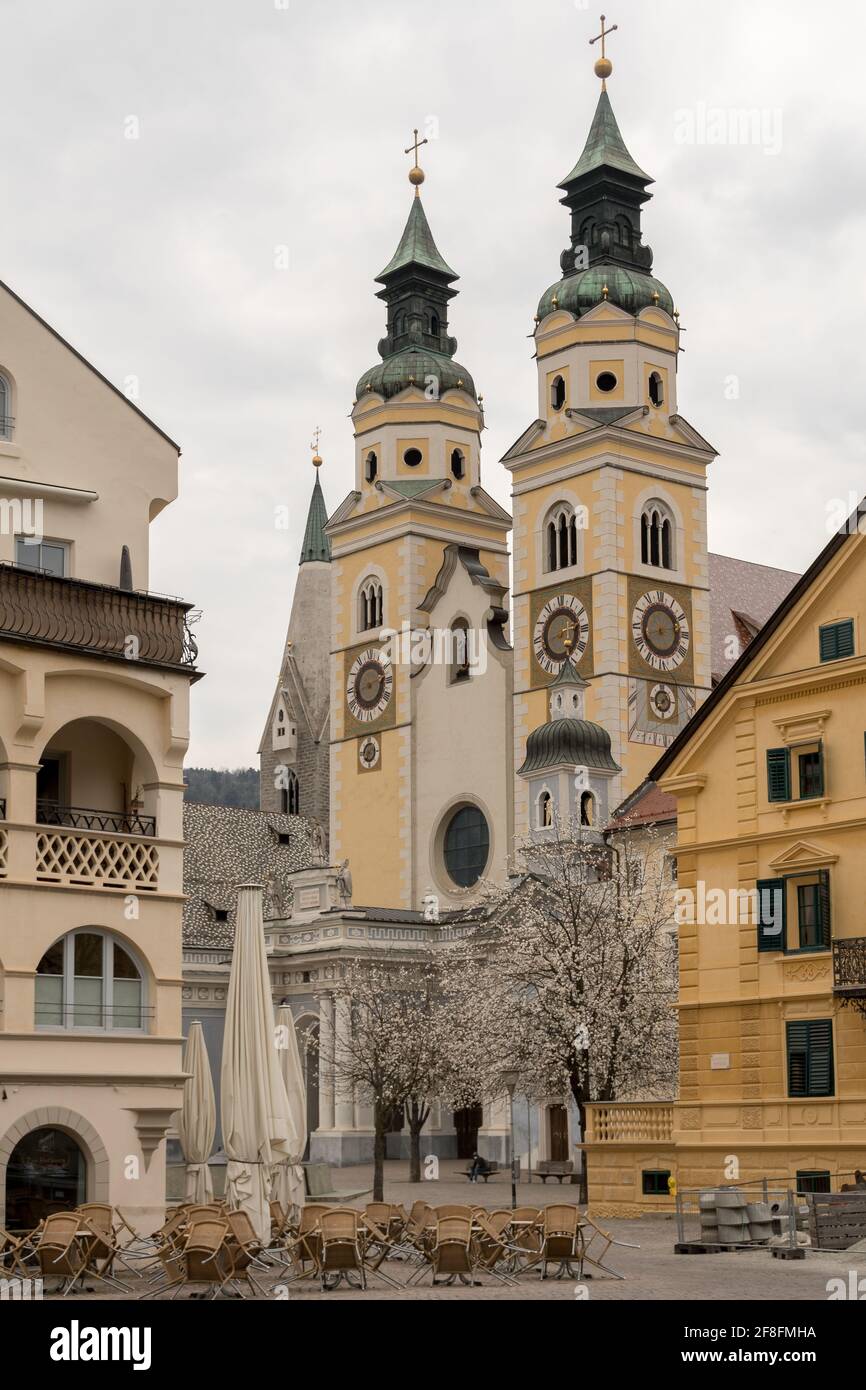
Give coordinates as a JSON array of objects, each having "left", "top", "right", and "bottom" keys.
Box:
[
  {"left": 300, "top": 472, "right": 331, "bottom": 565},
  {"left": 518, "top": 717, "right": 621, "bottom": 776},
  {"left": 376, "top": 197, "right": 458, "bottom": 283},
  {"left": 558, "top": 89, "right": 651, "bottom": 187}
]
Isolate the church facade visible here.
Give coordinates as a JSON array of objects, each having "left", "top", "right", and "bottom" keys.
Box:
[{"left": 258, "top": 75, "right": 800, "bottom": 1167}]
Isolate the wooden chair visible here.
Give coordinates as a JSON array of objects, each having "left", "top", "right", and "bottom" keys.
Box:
[
  {"left": 75, "top": 1205, "right": 132, "bottom": 1290},
  {"left": 431, "top": 1204, "right": 475, "bottom": 1221},
  {"left": 177, "top": 1218, "right": 232, "bottom": 1300},
  {"left": 578, "top": 1211, "right": 637, "bottom": 1280},
  {"left": 540, "top": 1204, "right": 582, "bottom": 1279},
  {"left": 509, "top": 1206, "right": 543, "bottom": 1271},
  {"left": 0, "top": 1225, "right": 35, "bottom": 1278},
  {"left": 430, "top": 1216, "right": 477, "bottom": 1287},
  {"left": 224, "top": 1210, "right": 270, "bottom": 1297},
  {"left": 318, "top": 1208, "right": 366, "bottom": 1291},
  {"left": 34, "top": 1213, "right": 89, "bottom": 1295},
  {"left": 281, "top": 1203, "right": 331, "bottom": 1281},
  {"left": 472, "top": 1210, "right": 520, "bottom": 1286}
]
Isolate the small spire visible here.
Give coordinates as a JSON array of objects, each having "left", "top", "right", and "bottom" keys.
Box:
[
  {"left": 405, "top": 127, "right": 428, "bottom": 198},
  {"left": 589, "top": 13, "right": 618, "bottom": 91},
  {"left": 311, "top": 425, "right": 322, "bottom": 468}
]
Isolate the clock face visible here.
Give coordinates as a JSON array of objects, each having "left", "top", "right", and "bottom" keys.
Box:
[
  {"left": 649, "top": 682, "right": 675, "bottom": 720},
  {"left": 533, "top": 594, "right": 589, "bottom": 675},
  {"left": 346, "top": 648, "right": 393, "bottom": 723},
  {"left": 358, "top": 735, "right": 380, "bottom": 770},
  {"left": 632, "top": 590, "right": 690, "bottom": 671}
]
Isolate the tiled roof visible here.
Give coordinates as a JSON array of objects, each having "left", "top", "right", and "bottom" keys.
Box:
[
  {"left": 183, "top": 802, "right": 317, "bottom": 948},
  {"left": 708, "top": 552, "right": 800, "bottom": 683},
  {"left": 608, "top": 778, "right": 677, "bottom": 829}
]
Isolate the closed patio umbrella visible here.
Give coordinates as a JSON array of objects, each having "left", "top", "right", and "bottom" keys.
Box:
[
  {"left": 177, "top": 1020, "right": 215, "bottom": 1203},
  {"left": 221, "top": 884, "right": 299, "bottom": 1241},
  {"left": 271, "top": 1004, "right": 307, "bottom": 1218}
]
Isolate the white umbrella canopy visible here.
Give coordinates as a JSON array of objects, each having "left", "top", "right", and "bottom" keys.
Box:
[
  {"left": 221, "top": 884, "right": 299, "bottom": 1241},
  {"left": 271, "top": 1004, "right": 308, "bottom": 1217},
  {"left": 177, "top": 1020, "right": 216, "bottom": 1203}
]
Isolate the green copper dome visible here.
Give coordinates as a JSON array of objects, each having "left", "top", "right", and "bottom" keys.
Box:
[
  {"left": 538, "top": 263, "right": 673, "bottom": 322},
  {"left": 356, "top": 348, "right": 476, "bottom": 402}
]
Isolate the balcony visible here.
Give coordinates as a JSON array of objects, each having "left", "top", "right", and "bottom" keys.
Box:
[
  {"left": 584, "top": 1102, "right": 674, "bottom": 1145},
  {"left": 36, "top": 800, "right": 156, "bottom": 838},
  {"left": 0, "top": 563, "right": 199, "bottom": 671},
  {"left": 833, "top": 937, "right": 866, "bottom": 1012}
]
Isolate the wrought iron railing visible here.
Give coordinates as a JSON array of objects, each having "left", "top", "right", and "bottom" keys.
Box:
[
  {"left": 833, "top": 937, "right": 866, "bottom": 996},
  {"left": 36, "top": 801, "right": 156, "bottom": 837},
  {"left": 0, "top": 563, "right": 199, "bottom": 671},
  {"left": 0, "top": 415, "right": 14, "bottom": 439},
  {"left": 0, "top": 797, "right": 5, "bottom": 819}
]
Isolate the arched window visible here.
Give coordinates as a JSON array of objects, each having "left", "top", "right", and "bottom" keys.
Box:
[
  {"left": 450, "top": 618, "right": 471, "bottom": 683},
  {"left": 640, "top": 500, "right": 674, "bottom": 570},
  {"left": 358, "top": 578, "right": 384, "bottom": 632},
  {"left": 35, "top": 930, "right": 144, "bottom": 1031},
  {"left": 545, "top": 503, "right": 579, "bottom": 573},
  {"left": 365, "top": 451, "right": 378, "bottom": 483},
  {"left": 0, "top": 372, "right": 11, "bottom": 439},
  {"left": 648, "top": 371, "right": 664, "bottom": 407},
  {"left": 538, "top": 790, "right": 554, "bottom": 828},
  {"left": 450, "top": 448, "right": 465, "bottom": 480},
  {"left": 394, "top": 312, "right": 407, "bottom": 337},
  {"left": 428, "top": 312, "right": 440, "bottom": 336},
  {"left": 550, "top": 375, "right": 566, "bottom": 411},
  {"left": 580, "top": 790, "right": 595, "bottom": 827},
  {"left": 279, "top": 769, "right": 300, "bottom": 816}
]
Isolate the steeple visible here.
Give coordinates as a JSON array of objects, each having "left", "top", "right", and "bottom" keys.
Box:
[
  {"left": 356, "top": 135, "right": 475, "bottom": 402},
  {"left": 299, "top": 444, "right": 331, "bottom": 565}
]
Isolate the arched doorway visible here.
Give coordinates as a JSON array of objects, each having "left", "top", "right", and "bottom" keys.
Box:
[
  {"left": 5, "top": 1127, "right": 86, "bottom": 1230},
  {"left": 453, "top": 1105, "right": 483, "bottom": 1160}
]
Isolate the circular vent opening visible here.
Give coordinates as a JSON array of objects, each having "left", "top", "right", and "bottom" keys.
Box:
[
  {"left": 403, "top": 448, "right": 423, "bottom": 467},
  {"left": 596, "top": 371, "right": 618, "bottom": 393}
]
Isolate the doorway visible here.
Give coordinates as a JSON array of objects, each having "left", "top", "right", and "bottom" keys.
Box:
[
  {"left": 548, "top": 1104, "right": 570, "bottom": 1162},
  {"left": 5, "top": 1127, "right": 86, "bottom": 1230},
  {"left": 453, "top": 1105, "right": 483, "bottom": 1160}
]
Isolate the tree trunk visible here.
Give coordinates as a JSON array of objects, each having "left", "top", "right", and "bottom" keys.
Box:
[
  {"left": 570, "top": 1069, "right": 588, "bottom": 1205},
  {"left": 373, "top": 1109, "right": 387, "bottom": 1202},
  {"left": 407, "top": 1099, "right": 430, "bottom": 1183}
]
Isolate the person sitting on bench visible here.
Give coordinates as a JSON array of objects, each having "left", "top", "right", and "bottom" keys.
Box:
[{"left": 468, "top": 1152, "right": 489, "bottom": 1183}]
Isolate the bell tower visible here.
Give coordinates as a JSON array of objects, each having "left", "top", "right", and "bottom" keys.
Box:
[
  {"left": 507, "top": 23, "right": 716, "bottom": 827},
  {"left": 327, "top": 136, "right": 512, "bottom": 911}
]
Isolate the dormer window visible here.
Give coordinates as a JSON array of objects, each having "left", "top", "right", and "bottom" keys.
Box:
[
  {"left": 450, "top": 449, "right": 465, "bottom": 480},
  {"left": 365, "top": 451, "right": 378, "bottom": 483},
  {"left": 550, "top": 375, "right": 566, "bottom": 411}
]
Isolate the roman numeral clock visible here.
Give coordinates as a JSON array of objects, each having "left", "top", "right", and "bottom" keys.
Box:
[{"left": 627, "top": 586, "right": 697, "bottom": 748}]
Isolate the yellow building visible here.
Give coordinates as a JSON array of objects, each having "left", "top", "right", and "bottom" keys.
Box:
[
  {"left": 584, "top": 499, "right": 866, "bottom": 1213},
  {"left": 0, "top": 278, "right": 198, "bottom": 1232}
]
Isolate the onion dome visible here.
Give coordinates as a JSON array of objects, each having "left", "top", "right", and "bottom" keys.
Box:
[{"left": 518, "top": 718, "right": 621, "bottom": 777}]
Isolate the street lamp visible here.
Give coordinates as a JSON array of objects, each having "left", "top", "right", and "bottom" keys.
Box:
[{"left": 501, "top": 1070, "right": 519, "bottom": 1210}]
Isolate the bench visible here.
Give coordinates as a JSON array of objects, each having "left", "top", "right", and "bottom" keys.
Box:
[
  {"left": 460, "top": 1161, "right": 501, "bottom": 1183},
  {"left": 531, "top": 1160, "right": 574, "bottom": 1185},
  {"left": 302, "top": 1161, "right": 372, "bottom": 1203}
]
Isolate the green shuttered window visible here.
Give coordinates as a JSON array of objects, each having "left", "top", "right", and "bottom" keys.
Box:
[
  {"left": 766, "top": 747, "right": 791, "bottom": 802},
  {"left": 818, "top": 619, "right": 855, "bottom": 663},
  {"left": 757, "top": 878, "right": 786, "bottom": 952},
  {"left": 786, "top": 1020, "right": 834, "bottom": 1097}
]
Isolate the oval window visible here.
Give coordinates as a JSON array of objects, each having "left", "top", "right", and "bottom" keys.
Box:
[
  {"left": 596, "top": 371, "right": 618, "bottom": 393},
  {"left": 403, "top": 448, "right": 423, "bottom": 467},
  {"left": 443, "top": 805, "right": 490, "bottom": 887}
]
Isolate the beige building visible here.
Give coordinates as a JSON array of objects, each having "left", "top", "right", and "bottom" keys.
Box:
[{"left": 0, "top": 277, "right": 198, "bottom": 1232}]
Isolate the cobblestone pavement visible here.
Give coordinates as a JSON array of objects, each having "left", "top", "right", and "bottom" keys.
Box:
[{"left": 34, "top": 1160, "right": 866, "bottom": 1302}]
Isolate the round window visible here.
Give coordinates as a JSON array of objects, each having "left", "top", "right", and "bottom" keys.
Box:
[
  {"left": 403, "top": 448, "right": 423, "bottom": 467},
  {"left": 596, "top": 371, "right": 618, "bottom": 393},
  {"left": 443, "top": 804, "right": 490, "bottom": 887}
]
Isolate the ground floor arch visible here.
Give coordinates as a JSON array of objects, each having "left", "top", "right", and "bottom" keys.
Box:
[{"left": 0, "top": 1107, "right": 109, "bottom": 1230}]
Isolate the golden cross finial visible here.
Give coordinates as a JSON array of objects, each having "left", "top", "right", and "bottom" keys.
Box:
[
  {"left": 311, "top": 426, "right": 322, "bottom": 466},
  {"left": 589, "top": 13, "right": 617, "bottom": 89},
  {"left": 405, "top": 127, "right": 429, "bottom": 197}
]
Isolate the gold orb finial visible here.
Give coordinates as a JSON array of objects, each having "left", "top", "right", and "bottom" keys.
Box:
[
  {"left": 601, "top": 283, "right": 609, "bottom": 300},
  {"left": 589, "top": 14, "right": 618, "bottom": 90},
  {"left": 404, "top": 127, "right": 429, "bottom": 198},
  {"left": 311, "top": 425, "right": 323, "bottom": 467}
]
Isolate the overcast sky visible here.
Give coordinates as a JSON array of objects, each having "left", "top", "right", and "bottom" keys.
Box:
[{"left": 3, "top": 0, "right": 865, "bottom": 766}]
